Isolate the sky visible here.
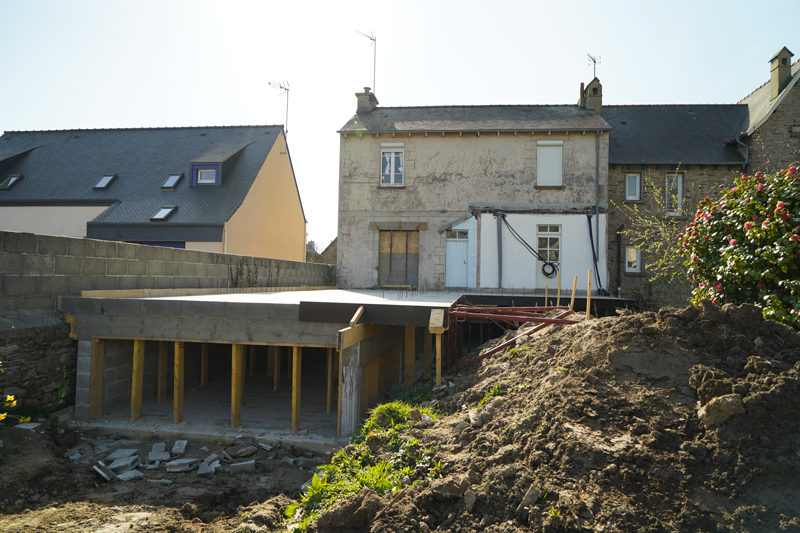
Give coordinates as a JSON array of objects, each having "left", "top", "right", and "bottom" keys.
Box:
[{"left": 0, "top": 0, "right": 795, "bottom": 252}]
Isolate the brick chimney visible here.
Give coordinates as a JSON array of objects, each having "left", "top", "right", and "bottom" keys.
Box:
[
  {"left": 582, "top": 78, "right": 603, "bottom": 115},
  {"left": 770, "top": 47, "right": 794, "bottom": 100},
  {"left": 356, "top": 87, "right": 379, "bottom": 113}
]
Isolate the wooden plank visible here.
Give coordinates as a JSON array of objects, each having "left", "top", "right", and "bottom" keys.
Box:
[
  {"left": 89, "top": 339, "right": 104, "bottom": 419},
  {"left": 326, "top": 348, "right": 334, "bottom": 413},
  {"left": 174, "top": 341, "right": 185, "bottom": 424},
  {"left": 570, "top": 275, "right": 578, "bottom": 310},
  {"left": 131, "top": 339, "right": 145, "bottom": 422},
  {"left": 586, "top": 270, "right": 593, "bottom": 320},
  {"left": 157, "top": 341, "right": 168, "bottom": 403},
  {"left": 291, "top": 346, "right": 302, "bottom": 433},
  {"left": 338, "top": 324, "right": 387, "bottom": 351},
  {"left": 422, "top": 330, "right": 432, "bottom": 381},
  {"left": 557, "top": 270, "right": 562, "bottom": 307},
  {"left": 404, "top": 326, "right": 415, "bottom": 388},
  {"left": 273, "top": 346, "right": 281, "bottom": 391},
  {"left": 435, "top": 333, "right": 443, "bottom": 387},
  {"left": 350, "top": 305, "right": 364, "bottom": 327},
  {"left": 249, "top": 345, "right": 256, "bottom": 377},
  {"left": 337, "top": 350, "right": 343, "bottom": 436},
  {"left": 200, "top": 344, "right": 209, "bottom": 387},
  {"left": 231, "top": 344, "right": 244, "bottom": 428}
]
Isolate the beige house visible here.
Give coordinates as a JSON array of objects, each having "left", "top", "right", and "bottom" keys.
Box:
[
  {"left": 337, "top": 87, "right": 612, "bottom": 293},
  {"left": 0, "top": 125, "right": 306, "bottom": 260}
]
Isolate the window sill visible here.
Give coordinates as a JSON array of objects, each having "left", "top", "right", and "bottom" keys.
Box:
[
  {"left": 534, "top": 185, "right": 565, "bottom": 190},
  {"left": 625, "top": 272, "right": 647, "bottom": 277},
  {"left": 378, "top": 185, "right": 406, "bottom": 189},
  {"left": 623, "top": 199, "right": 645, "bottom": 204}
]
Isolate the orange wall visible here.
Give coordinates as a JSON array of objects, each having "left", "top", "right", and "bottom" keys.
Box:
[{"left": 224, "top": 132, "right": 306, "bottom": 261}]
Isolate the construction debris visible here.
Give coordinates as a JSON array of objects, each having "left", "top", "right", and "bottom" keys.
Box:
[{"left": 171, "top": 440, "right": 187, "bottom": 455}]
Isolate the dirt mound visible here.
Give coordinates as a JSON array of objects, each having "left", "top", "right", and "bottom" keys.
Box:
[{"left": 311, "top": 301, "right": 800, "bottom": 532}]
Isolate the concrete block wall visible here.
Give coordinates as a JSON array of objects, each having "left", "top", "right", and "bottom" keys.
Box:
[
  {"left": 0, "top": 230, "right": 331, "bottom": 312},
  {"left": 747, "top": 84, "right": 800, "bottom": 173}
]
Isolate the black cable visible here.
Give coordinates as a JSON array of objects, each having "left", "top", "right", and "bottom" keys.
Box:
[
  {"left": 586, "top": 215, "right": 610, "bottom": 296},
  {"left": 500, "top": 215, "right": 559, "bottom": 278}
]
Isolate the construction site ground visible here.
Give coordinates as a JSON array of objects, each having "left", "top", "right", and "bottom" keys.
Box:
[{"left": 2, "top": 300, "right": 800, "bottom": 532}]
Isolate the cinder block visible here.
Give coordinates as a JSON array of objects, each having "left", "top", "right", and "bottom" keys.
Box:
[
  {"left": 3, "top": 275, "right": 38, "bottom": 296},
  {"left": 67, "top": 238, "right": 95, "bottom": 257},
  {"left": 164, "top": 261, "right": 181, "bottom": 276},
  {"left": 181, "top": 250, "right": 204, "bottom": 264},
  {"left": 62, "top": 297, "right": 102, "bottom": 314},
  {"left": 22, "top": 295, "right": 53, "bottom": 310},
  {"left": 93, "top": 239, "right": 116, "bottom": 258},
  {"left": 0, "top": 252, "right": 24, "bottom": 275},
  {"left": 116, "top": 242, "right": 137, "bottom": 259},
  {"left": 127, "top": 260, "right": 146, "bottom": 275},
  {"left": 116, "top": 276, "right": 138, "bottom": 290},
  {"left": 136, "top": 276, "right": 157, "bottom": 289},
  {"left": 74, "top": 404, "right": 89, "bottom": 420},
  {"left": 36, "top": 234, "right": 69, "bottom": 255},
  {"left": 92, "top": 275, "right": 117, "bottom": 291},
  {"left": 54, "top": 255, "right": 82, "bottom": 275},
  {"left": 153, "top": 247, "right": 173, "bottom": 262},
  {"left": 146, "top": 262, "right": 165, "bottom": 276},
  {"left": 82, "top": 257, "right": 107, "bottom": 276},
  {"left": 3, "top": 232, "right": 38, "bottom": 254},
  {"left": 136, "top": 246, "right": 156, "bottom": 261},
  {"left": 106, "top": 259, "right": 128, "bottom": 276},
  {"left": 154, "top": 277, "right": 172, "bottom": 289},
  {"left": 75, "top": 387, "right": 90, "bottom": 404},
  {"left": 46, "top": 275, "right": 70, "bottom": 295}
]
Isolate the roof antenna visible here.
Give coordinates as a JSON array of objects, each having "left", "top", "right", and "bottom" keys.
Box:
[
  {"left": 269, "top": 80, "right": 290, "bottom": 136},
  {"left": 587, "top": 54, "right": 601, "bottom": 79},
  {"left": 356, "top": 30, "right": 376, "bottom": 93}
]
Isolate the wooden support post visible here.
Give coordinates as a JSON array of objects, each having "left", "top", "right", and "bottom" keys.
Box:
[
  {"left": 586, "top": 270, "right": 593, "bottom": 320},
  {"left": 291, "top": 346, "right": 301, "bottom": 433},
  {"left": 326, "top": 347, "right": 334, "bottom": 413},
  {"left": 231, "top": 344, "right": 244, "bottom": 428},
  {"left": 557, "top": 270, "right": 562, "bottom": 307},
  {"left": 266, "top": 347, "right": 275, "bottom": 377},
  {"left": 157, "top": 341, "right": 168, "bottom": 403},
  {"left": 89, "top": 339, "right": 104, "bottom": 419},
  {"left": 435, "top": 333, "right": 443, "bottom": 387},
  {"left": 131, "top": 339, "right": 145, "bottom": 422},
  {"left": 273, "top": 346, "right": 281, "bottom": 391},
  {"left": 570, "top": 275, "right": 578, "bottom": 310},
  {"left": 174, "top": 341, "right": 185, "bottom": 424},
  {"left": 337, "top": 350, "right": 343, "bottom": 437},
  {"left": 422, "top": 330, "right": 432, "bottom": 381},
  {"left": 404, "top": 326, "right": 415, "bottom": 388},
  {"left": 249, "top": 345, "right": 256, "bottom": 377},
  {"left": 200, "top": 343, "right": 209, "bottom": 387},
  {"left": 545, "top": 283, "right": 548, "bottom": 306}
]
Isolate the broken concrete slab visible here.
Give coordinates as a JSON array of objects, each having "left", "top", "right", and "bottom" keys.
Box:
[
  {"left": 151, "top": 442, "right": 166, "bottom": 453},
  {"left": 106, "top": 449, "right": 138, "bottom": 462},
  {"left": 117, "top": 469, "right": 144, "bottom": 481},
  {"left": 203, "top": 453, "right": 219, "bottom": 464},
  {"left": 230, "top": 445, "right": 257, "bottom": 458},
  {"left": 258, "top": 443, "right": 272, "bottom": 451},
  {"left": 197, "top": 463, "right": 213, "bottom": 477},
  {"left": 148, "top": 451, "right": 171, "bottom": 462},
  {"left": 147, "top": 479, "right": 172, "bottom": 485},
  {"left": 230, "top": 461, "right": 256, "bottom": 475},
  {"left": 220, "top": 451, "right": 232, "bottom": 463},
  {"left": 109, "top": 455, "right": 141, "bottom": 474},
  {"left": 165, "top": 458, "right": 198, "bottom": 473},
  {"left": 93, "top": 461, "right": 117, "bottom": 482},
  {"left": 281, "top": 456, "right": 297, "bottom": 467},
  {"left": 171, "top": 440, "right": 187, "bottom": 455}
]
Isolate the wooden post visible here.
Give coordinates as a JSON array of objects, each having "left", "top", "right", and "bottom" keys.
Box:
[
  {"left": 174, "top": 341, "right": 185, "bottom": 424},
  {"left": 422, "top": 330, "right": 432, "bottom": 381},
  {"left": 131, "top": 339, "right": 145, "bottom": 422},
  {"left": 545, "top": 283, "right": 548, "bottom": 306},
  {"left": 249, "top": 346, "right": 256, "bottom": 377},
  {"left": 200, "top": 343, "right": 209, "bottom": 387},
  {"left": 404, "top": 326, "right": 415, "bottom": 388},
  {"left": 435, "top": 333, "right": 443, "bottom": 387},
  {"left": 557, "top": 270, "right": 562, "bottom": 307},
  {"left": 570, "top": 275, "right": 578, "bottom": 310},
  {"left": 291, "top": 346, "right": 301, "bottom": 433},
  {"left": 89, "top": 339, "right": 104, "bottom": 419},
  {"left": 157, "top": 341, "right": 168, "bottom": 403},
  {"left": 231, "top": 344, "right": 244, "bottom": 428},
  {"left": 586, "top": 270, "right": 593, "bottom": 320},
  {"left": 337, "top": 350, "right": 343, "bottom": 436},
  {"left": 273, "top": 346, "right": 281, "bottom": 391},
  {"left": 326, "top": 348, "right": 334, "bottom": 413},
  {"left": 266, "top": 346, "right": 275, "bottom": 377}
]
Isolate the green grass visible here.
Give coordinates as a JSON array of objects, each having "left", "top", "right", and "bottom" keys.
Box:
[
  {"left": 396, "top": 383, "right": 432, "bottom": 405},
  {"left": 479, "top": 384, "right": 504, "bottom": 406}
]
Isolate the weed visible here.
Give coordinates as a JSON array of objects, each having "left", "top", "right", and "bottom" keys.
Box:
[
  {"left": 503, "top": 347, "right": 520, "bottom": 360},
  {"left": 550, "top": 507, "right": 560, "bottom": 518},
  {"left": 479, "top": 384, "right": 503, "bottom": 406},
  {"left": 396, "top": 383, "right": 432, "bottom": 405},
  {"left": 516, "top": 383, "right": 528, "bottom": 393}
]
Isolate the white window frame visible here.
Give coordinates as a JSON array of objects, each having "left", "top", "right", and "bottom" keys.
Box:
[
  {"left": 537, "top": 141, "right": 564, "bottom": 186},
  {"left": 380, "top": 143, "right": 404, "bottom": 187},
  {"left": 626, "top": 173, "right": 641, "bottom": 200},
  {"left": 665, "top": 173, "right": 684, "bottom": 216},
  {"left": 536, "top": 224, "right": 562, "bottom": 265},
  {"left": 625, "top": 245, "right": 642, "bottom": 273},
  {"left": 197, "top": 169, "right": 217, "bottom": 184}
]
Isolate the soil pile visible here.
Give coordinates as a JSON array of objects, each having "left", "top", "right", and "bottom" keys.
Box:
[{"left": 311, "top": 301, "right": 800, "bottom": 532}]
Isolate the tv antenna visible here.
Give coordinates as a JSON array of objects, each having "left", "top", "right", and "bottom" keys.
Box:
[
  {"left": 356, "top": 30, "right": 376, "bottom": 92},
  {"left": 269, "top": 80, "right": 290, "bottom": 136},
  {"left": 587, "top": 54, "right": 601, "bottom": 78}
]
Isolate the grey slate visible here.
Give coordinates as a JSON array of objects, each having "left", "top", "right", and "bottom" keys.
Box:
[
  {"left": 603, "top": 105, "right": 747, "bottom": 165},
  {"left": 338, "top": 105, "right": 611, "bottom": 133}
]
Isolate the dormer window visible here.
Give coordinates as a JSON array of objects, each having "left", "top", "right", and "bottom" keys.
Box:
[
  {"left": 197, "top": 169, "right": 216, "bottom": 184},
  {"left": 151, "top": 206, "right": 177, "bottom": 221},
  {"left": 162, "top": 173, "right": 184, "bottom": 190},
  {"left": 94, "top": 174, "right": 117, "bottom": 189},
  {"left": 191, "top": 164, "right": 221, "bottom": 186},
  {"left": 0, "top": 174, "right": 22, "bottom": 190}
]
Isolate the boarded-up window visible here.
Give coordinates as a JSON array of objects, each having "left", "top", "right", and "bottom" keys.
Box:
[
  {"left": 537, "top": 141, "right": 563, "bottom": 186},
  {"left": 378, "top": 231, "right": 419, "bottom": 286}
]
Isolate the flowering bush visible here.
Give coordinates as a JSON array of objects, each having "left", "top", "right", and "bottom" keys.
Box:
[{"left": 681, "top": 165, "right": 800, "bottom": 327}]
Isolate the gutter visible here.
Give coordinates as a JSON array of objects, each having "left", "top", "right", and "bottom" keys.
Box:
[
  {"left": 496, "top": 215, "right": 503, "bottom": 288},
  {"left": 595, "top": 130, "right": 601, "bottom": 260}
]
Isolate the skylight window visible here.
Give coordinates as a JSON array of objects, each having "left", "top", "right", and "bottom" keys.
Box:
[
  {"left": 0, "top": 175, "right": 22, "bottom": 190},
  {"left": 94, "top": 174, "right": 117, "bottom": 190},
  {"left": 151, "top": 206, "right": 177, "bottom": 221},
  {"left": 161, "top": 173, "right": 183, "bottom": 190}
]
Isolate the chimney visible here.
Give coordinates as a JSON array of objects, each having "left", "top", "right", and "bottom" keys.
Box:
[
  {"left": 583, "top": 79, "right": 603, "bottom": 116},
  {"left": 578, "top": 82, "right": 586, "bottom": 107},
  {"left": 356, "top": 87, "right": 379, "bottom": 113},
  {"left": 770, "top": 47, "right": 794, "bottom": 100}
]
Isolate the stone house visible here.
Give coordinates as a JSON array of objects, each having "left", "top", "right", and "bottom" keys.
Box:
[{"left": 337, "top": 86, "right": 611, "bottom": 293}]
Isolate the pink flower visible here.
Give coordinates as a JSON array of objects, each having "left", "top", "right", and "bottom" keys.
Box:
[
  {"left": 782, "top": 213, "right": 791, "bottom": 221},
  {"left": 730, "top": 187, "right": 737, "bottom": 193},
  {"left": 753, "top": 215, "right": 759, "bottom": 221},
  {"left": 744, "top": 222, "right": 753, "bottom": 230},
  {"left": 757, "top": 179, "right": 763, "bottom": 184},
  {"left": 712, "top": 298, "right": 717, "bottom": 304},
  {"left": 762, "top": 219, "right": 770, "bottom": 227},
  {"left": 791, "top": 235, "right": 800, "bottom": 242},
  {"left": 758, "top": 185, "right": 765, "bottom": 192},
  {"left": 758, "top": 281, "right": 766, "bottom": 287},
  {"left": 691, "top": 254, "right": 697, "bottom": 262},
  {"left": 745, "top": 196, "right": 751, "bottom": 201},
  {"left": 776, "top": 201, "right": 785, "bottom": 211},
  {"left": 730, "top": 239, "right": 737, "bottom": 245},
  {"left": 705, "top": 235, "right": 710, "bottom": 240},
  {"left": 699, "top": 282, "right": 705, "bottom": 288},
  {"left": 790, "top": 166, "right": 797, "bottom": 175},
  {"left": 755, "top": 172, "right": 762, "bottom": 178}
]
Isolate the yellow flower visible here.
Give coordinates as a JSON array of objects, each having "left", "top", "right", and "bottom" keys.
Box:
[
  {"left": 5, "top": 395, "right": 14, "bottom": 402},
  {"left": 20, "top": 416, "right": 31, "bottom": 423},
  {"left": 0, "top": 412, "right": 6, "bottom": 421},
  {"left": 4, "top": 400, "right": 16, "bottom": 409}
]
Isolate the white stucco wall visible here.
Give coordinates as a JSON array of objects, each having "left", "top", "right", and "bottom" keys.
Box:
[{"left": 0, "top": 206, "right": 109, "bottom": 238}]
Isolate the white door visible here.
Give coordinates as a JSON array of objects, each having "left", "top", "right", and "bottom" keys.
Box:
[{"left": 446, "top": 231, "right": 469, "bottom": 287}]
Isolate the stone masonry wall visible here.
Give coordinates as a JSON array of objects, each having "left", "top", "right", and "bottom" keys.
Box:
[
  {"left": 606, "top": 164, "right": 738, "bottom": 304},
  {"left": 747, "top": 84, "right": 800, "bottom": 173}
]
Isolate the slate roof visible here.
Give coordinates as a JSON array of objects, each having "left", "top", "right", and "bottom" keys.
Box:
[
  {"left": 735, "top": 59, "right": 800, "bottom": 138},
  {"left": 603, "top": 105, "right": 747, "bottom": 165},
  {"left": 338, "top": 105, "right": 611, "bottom": 133},
  {"left": 0, "top": 126, "right": 286, "bottom": 236}
]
